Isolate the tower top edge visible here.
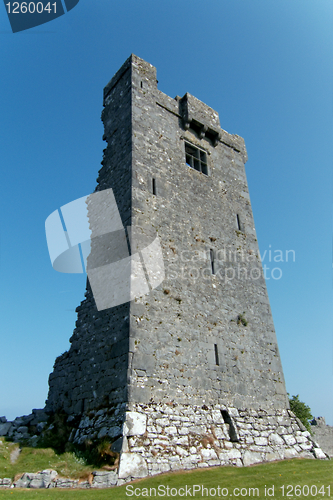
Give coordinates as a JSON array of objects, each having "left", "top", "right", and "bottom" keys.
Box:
[{"left": 102, "top": 55, "right": 247, "bottom": 162}]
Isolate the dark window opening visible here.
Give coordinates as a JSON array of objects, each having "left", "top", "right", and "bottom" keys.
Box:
[
  {"left": 140, "top": 81, "right": 143, "bottom": 88},
  {"left": 210, "top": 249, "right": 215, "bottom": 275},
  {"left": 221, "top": 410, "right": 239, "bottom": 442},
  {"left": 185, "top": 142, "right": 208, "bottom": 176},
  {"left": 236, "top": 214, "right": 241, "bottom": 231},
  {"left": 214, "top": 344, "right": 219, "bottom": 366},
  {"left": 152, "top": 178, "right": 156, "bottom": 195}
]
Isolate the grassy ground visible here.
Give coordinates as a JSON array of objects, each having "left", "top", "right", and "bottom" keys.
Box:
[
  {"left": 0, "top": 457, "right": 331, "bottom": 499},
  {"left": 0, "top": 439, "right": 96, "bottom": 481}
]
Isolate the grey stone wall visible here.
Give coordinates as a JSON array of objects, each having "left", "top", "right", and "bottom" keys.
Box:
[
  {"left": 128, "top": 55, "right": 287, "bottom": 409},
  {"left": 311, "top": 418, "right": 333, "bottom": 457}
]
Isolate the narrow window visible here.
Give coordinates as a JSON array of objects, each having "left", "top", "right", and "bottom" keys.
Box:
[
  {"left": 210, "top": 249, "right": 215, "bottom": 275},
  {"left": 152, "top": 178, "right": 156, "bottom": 195},
  {"left": 214, "top": 344, "right": 219, "bottom": 366},
  {"left": 221, "top": 410, "right": 239, "bottom": 442},
  {"left": 236, "top": 214, "right": 241, "bottom": 231},
  {"left": 140, "top": 81, "right": 143, "bottom": 88}
]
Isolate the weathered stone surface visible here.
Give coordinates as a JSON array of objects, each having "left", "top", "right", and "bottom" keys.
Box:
[
  {"left": 283, "top": 434, "right": 296, "bottom": 446},
  {"left": 54, "top": 478, "right": 79, "bottom": 488},
  {"left": 123, "top": 412, "right": 146, "bottom": 436},
  {"left": 268, "top": 433, "right": 284, "bottom": 446},
  {"left": 0, "top": 478, "right": 11, "bottom": 488},
  {"left": 91, "top": 471, "right": 118, "bottom": 488},
  {"left": 0, "top": 423, "right": 11, "bottom": 436},
  {"left": 14, "top": 469, "right": 58, "bottom": 489},
  {"left": 313, "top": 448, "right": 327, "bottom": 460},
  {"left": 15, "top": 473, "right": 37, "bottom": 488},
  {"left": 243, "top": 451, "right": 263, "bottom": 466},
  {"left": 118, "top": 452, "right": 148, "bottom": 479}
]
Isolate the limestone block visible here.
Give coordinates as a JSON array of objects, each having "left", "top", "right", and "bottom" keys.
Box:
[
  {"left": 283, "top": 435, "right": 296, "bottom": 446},
  {"left": 188, "top": 425, "right": 206, "bottom": 435},
  {"left": 29, "top": 478, "right": 45, "bottom": 488},
  {"left": 284, "top": 448, "right": 298, "bottom": 459},
  {"left": 242, "top": 450, "right": 263, "bottom": 466},
  {"left": 17, "top": 426, "right": 29, "bottom": 434},
  {"left": 165, "top": 426, "right": 177, "bottom": 435},
  {"left": 296, "top": 435, "right": 308, "bottom": 444},
  {"left": 0, "top": 423, "right": 11, "bottom": 436},
  {"left": 14, "top": 473, "right": 37, "bottom": 488},
  {"left": 300, "top": 443, "right": 313, "bottom": 451},
  {"left": 0, "top": 478, "right": 12, "bottom": 488},
  {"left": 174, "top": 436, "right": 189, "bottom": 445},
  {"left": 79, "top": 416, "right": 91, "bottom": 429},
  {"left": 108, "top": 426, "right": 122, "bottom": 439},
  {"left": 213, "top": 427, "right": 226, "bottom": 439},
  {"left": 227, "top": 408, "right": 239, "bottom": 417},
  {"left": 265, "top": 451, "right": 281, "bottom": 462},
  {"left": 208, "top": 459, "right": 221, "bottom": 466},
  {"left": 201, "top": 448, "right": 218, "bottom": 460},
  {"left": 313, "top": 448, "right": 327, "bottom": 460},
  {"left": 118, "top": 452, "right": 148, "bottom": 479},
  {"left": 212, "top": 410, "right": 224, "bottom": 423},
  {"left": 254, "top": 437, "right": 267, "bottom": 446},
  {"left": 91, "top": 471, "right": 118, "bottom": 488},
  {"left": 299, "top": 451, "right": 315, "bottom": 459},
  {"left": 176, "top": 446, "right": 189, "bottom": 457},
  {"left": 224, "top": 449, "right": 242, "bottom": 460},
  {"left": 155, "top": 418, "right": 169, "bottom": 427},
  {"left": 55, "top": 478, "right": 79, "bottom": 488},
  {"left": 268, "top": 433, "right": 284, "bottom": 446},
  {"left": 123, "top": 411, "right": 147, "bottom": 436}
]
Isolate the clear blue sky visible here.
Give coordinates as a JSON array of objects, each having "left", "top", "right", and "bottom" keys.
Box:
[{"left": 0, "top": 0, "right": 332, "bottom": 425}]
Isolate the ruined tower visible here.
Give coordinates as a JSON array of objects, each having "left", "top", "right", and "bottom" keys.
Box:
[{"left": 45, "top": 55, "right": 320, "bottom": 479}]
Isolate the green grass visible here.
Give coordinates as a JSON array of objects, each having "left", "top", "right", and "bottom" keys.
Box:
[
  {"left": 0, "top": 439, "right": 96, "bottom": 481},
  {"left": 0, "top": 458, "right": 331, "bottom": 499}
]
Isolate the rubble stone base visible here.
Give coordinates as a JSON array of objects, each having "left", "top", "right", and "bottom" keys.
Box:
[{"left": 0, "top": 404, "right": 328, "bottom": 489}]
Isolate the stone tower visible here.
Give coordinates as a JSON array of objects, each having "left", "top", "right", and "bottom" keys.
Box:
[{"left": 45, "top": 55, "right": 320, "bottom": 479}]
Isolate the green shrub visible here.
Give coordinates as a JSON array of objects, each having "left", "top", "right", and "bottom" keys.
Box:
[{"left": 288, "top": 394, "right": 313, "bottom": 433}]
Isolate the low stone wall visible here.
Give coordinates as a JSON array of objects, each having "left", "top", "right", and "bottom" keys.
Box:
[
  {"left": 0, "top": 470, "right": 118, "bottom": 489},
  {"left": 0, "top": 404, "right": 328, "bottom": 489},
  {"left": 114, "top": 404, "right": 327, "bottom": 483}
]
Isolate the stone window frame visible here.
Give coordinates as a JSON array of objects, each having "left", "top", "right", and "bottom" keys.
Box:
[{"left": 184, "top": 141, "right": 208, "bottom": 176}]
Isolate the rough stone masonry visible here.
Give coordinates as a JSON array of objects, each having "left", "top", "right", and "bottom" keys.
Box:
[{"left": 0, "top": 55, "right": 328, "bottom": 488}]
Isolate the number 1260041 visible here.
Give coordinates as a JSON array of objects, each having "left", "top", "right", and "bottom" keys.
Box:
[
  {"left": 5, "top": 2, "right": 57, "bottom": 14},
  {"left": 281, "top": 485, "right": 331, "bottom": 496}
]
